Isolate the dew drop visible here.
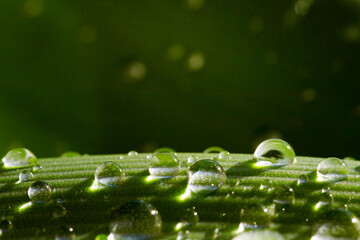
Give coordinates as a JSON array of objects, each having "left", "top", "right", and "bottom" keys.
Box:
[
  {"left": 238, "top": 204, "right": 270, "bottom": 233},
  {"left": 109, "top": 200, "right": 161, "bottom": 239},
  {"left": 297, "top": 174, "right": 309, "bottom": 185},
  {"left": 203, "top": 146, "right": 226, "bottom": 154},
  {"left": 146, "top": 154, "right": 153, "bottom": 160},
  {"left": 311, "top": 208, "right": 360, "bottom": 240},
  {"left": 259, "top": 179, "right": 274, "bottom": 193},
  {"left": 19, "top": 170, "right": 33, "bottom": 182},
  {"left": 128, "top": 151, "right": 138, "bottom": 156},
  {"left": 314, "top": 190, "right": 333, "bottom": 211},
  {"left": 273, "top": 185, "right": 294, "bottom": 205},
  {"left": 60, "top": 151, "right": 81, "bottom": 158},
  {"left": 187, "top": 155, "right": 198, "bottom": 164},
  {"left": 254, "top": 139, "right": 296, "bottom": 167},
  {"left": 55, "top": 226, "right": 75, "bottom": 240},
  {"left": 187, "top": 52, "right": 205, "bottom": 71},
  {"left": 218, "top": 151, "right": 230, "bottom": 159},
  {"left": 316, "top": 157, "right": 348, "bottom": 182},
  {"left": 187, "top": 159, "right": 226, "bottom": 195},
  {"left": 2, "top": 148, "right": 38, "bottom": 168},
  {"left": 153, "top": 147, "right": 176, "bottom": 154},
  {"left": 176, "top": 207, "right": 199, "bottom": 231},
  {"left": 149, "top": 152, "right": 180, "bottom": 179},
  {"left": 53, "top": 204, "right": 67, "bottom": 218},
  {"left": 233, "top": 229, "right": 285, "bottom": 240},
  {"left": 32, "top": 165, "right": 42, "bottom": 171},
  {"left": 28, "top": 181, "right": 51, "bottom": 203},
  {"left": 95, "top": 162, "right": 125, "bottom": 188},
  {"left": 57, "top": 197, "right": 65, "bottom": 204}
]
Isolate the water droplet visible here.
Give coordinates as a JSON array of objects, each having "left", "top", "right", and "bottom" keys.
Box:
[
  {"left": 0, "top": 219, "right": 13, "bottom": 235},
  {"left": 297, "top": 174, "right": 309, "bottom": 185},
  {"left": 238, "top": 204, "right": 270, "bottom": 232},
  {"left": 109, "top": 200, "right": 161, "bottom": 239},
  {"left": 2, "top": 148, "right": 38, "bottom": 168},
  {"left": 176, "top": 207, "right": 199, "bottom": 231},
  {"left": 254, "top": 139, "right": 296, "bottom": 167},
  {"left": 187, "top": 156, "right": 197, "bottom": 165},
  {"left": 218, "top": 151, "right": 230, "bottom": 159},
  {"left": 128, "top": 151, "right": 138, "bottom": 156},
  {"left": 294, "top": 0, "right": 313, "bottom": 16},
  {"left": 57, "top": 197, "right": 65, "bottom": 204},
  {"left": 149, "top": 152, "right": 180, "bottom": 179},
  {"left": 28, "top": 181, "right": 51, "bottom": 203},
  {"left": 19, "top": 170, "right": 33, "bottom": 182},
  {"left": 153, "top": 147, "right": 176, "bottom": 154},
  {"left": 55, "top": 226, "right": 75, "bottom": 240},
  {"left": 259, "top": 179, "right": 274, "bottom": 193},
  {"left": 53, "top": 204, "right": 67, "bottom": 218},
  {"left": 203, "top": 146, "right": 226, "bottom": 154},
  {"left": 60, "top": 151, "right": 81, "bottom": 158},
  {"left": 95, "top": 162, "right": 125, "bottom": 188},
  {"left": 311, "top": 208, "right": 360, "bottom": 240},
  {"left": 316, "top": 157, "right": 348, "bottom": 182},
  {"left": 119, "top": 156, "right": 125, "bottom": 160},
  {"left": 126, "top": 62, "right": 147, "bottom": 81},
  {"left": 32, "top": 165, "right": 42, "bottom": 171},
  {"left": 146, "top": 154, "right": 153, "bottom": 160},
  {"left": 187, "top": 159, "right": 226, "bottom": 195},
  {"left": 273, "top": 186, "right": 294, "bottom": 214},
  {"left": 314, "top": 190, "right": 333, "bottom": 211}
]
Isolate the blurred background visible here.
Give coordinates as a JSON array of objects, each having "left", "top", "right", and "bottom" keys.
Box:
[{"left": 0, "top": 0, "right": 359, "bottom": 158}]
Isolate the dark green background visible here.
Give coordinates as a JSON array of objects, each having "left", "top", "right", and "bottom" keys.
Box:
[{"left": 0, "top": 0, "right": 359, "bottom": 158}]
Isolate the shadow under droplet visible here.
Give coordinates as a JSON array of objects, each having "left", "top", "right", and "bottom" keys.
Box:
[{"left": 226, "top": 158, "right": 285, "bottom": 177}]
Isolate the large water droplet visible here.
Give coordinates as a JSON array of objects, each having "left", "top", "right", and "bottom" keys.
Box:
[
  {"left": 187, "top": 159, "right": 226, "bottom": 195},
  {"left": 153, "top": 148, "right": 176, "bottom": 154},
  {"left": 95, "top": 162, "right": 125, "bottom": 188},
  {"left": 19, "top": 170, "right": 33, "bottom": 182},
  {"left": 28, "top": 181, "right": 52, "bottom": 203},
  {"left": 2, "top": 148, "right": 38, "bottom": 168},
  {"left": 109, "top": 200, "right": 162, "bottom": 239},
  {"left": 149, "top": 152, "right": 180, "bottom": 179},
  {"left": 316, "top": 157, "right": 348, "bottom": 182},
  {"left": 311, "top": 208, "right": 360, "bottom": 240},
  {"left": 254, "top": 139, "right": 296, "bottom": 167},
  {"left": 60, "top": 151, "right": 81, "bottom": 158},
  {"left": 203, "top": 146, "right": 226, "bottom": 154}
]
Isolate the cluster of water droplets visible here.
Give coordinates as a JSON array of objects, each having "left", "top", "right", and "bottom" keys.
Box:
[{"left": 1, "top": 140, "right": 359, "bottom": 239}]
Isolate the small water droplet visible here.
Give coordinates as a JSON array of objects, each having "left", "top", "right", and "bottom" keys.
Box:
[
  {"left": 259, "top": 179, "right": 273, "bottom": 193},
  {"left": 32, "top": 165, "right": 42, "bottom": 171},
  {"left": 128, "top": 151, "right": 138, "bottom": 156},
  {"left": 149, "top": 152, "right": 180, "bottom": 179},
  {"left": 238, "top": 204, "right": 270, "bottom": 232},
  {"left": 311, "top": 208, "right": 360, "bottom": 240},
  {"left": 187, "top": 155, "right": 198, "bottom": 164},
  {"left": 19, "top": 170, "right": 33, "bottom": 182},
  {"left": 57, "top": 197, "right": 65, "bottom": 204},
  {"left": 109, "top": 200, "right": 161, "bottom": 239},
  {"left": 60, "top": 151, "right": 81, "bottom": 158},
  {"left": 146, "top": 154, "right": 153, "bottom": 160},
  {"left": 95, "top": 162, "right": 125, "bottom": 188},
  {"left": 233, "top": 229, "right": 285, "bottom": 240},
  {"left": 203, "top": 146, "right": 226, "bottom": 154},
  {"left": 119, "top": 156, "right": 125, "bottom": 160},
  {"left": 297, "top": 174, "right": 309, "bottom": 185},
  {"left": 176, "top": 207, "right": 199, "bottom": 231},
  {"left": 314, "top": 190, "right": 333, "bottom": 211},
  {"left": 254, "top": 139, "right": 296, "bottom": 167},
  {"left": 126, "top": 62, "right": 147, "bottom": 81},
  {"left": 273, "top": 185, "right": 294, "bottom": 214},
  {"left": 316, "top": 157, "right": 348, "bottom": 182},
  {"left": 187, "top": 159, "right": 226, "bottom": 195},
  {"left": 2, "top": 148, "right": 38, "bottom": 168},
  {"left": 53, "top": 204, "right": 67, "bottom": 218},
  {"left": 218, "top": 151, "right": 230, "bottom": 159},
  {"left": 55, "top": 226, "right": 75, "bottom": 240},
  {"left": 0, "top": 219, "right": 13, "bottom": 235},
  {"left": 28, "top": 181, "right": 51, "bottom": 203}
]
